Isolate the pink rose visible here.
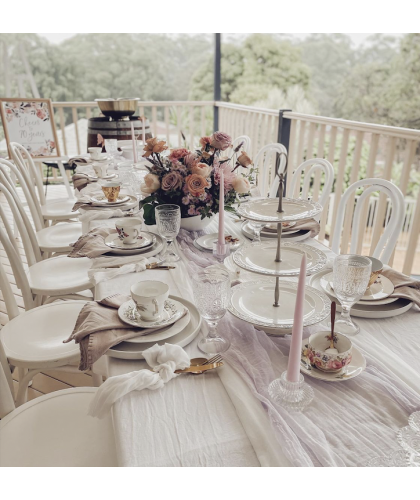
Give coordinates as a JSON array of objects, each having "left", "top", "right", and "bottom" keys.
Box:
[
  {"left": 184, "top": 153, "right": 199, "bottom": 167},
  {"left": 36, "top": 109, "right": 47, "bottom": 120},
  {"left": 168, "top": 148, "right": 190, "bottom": 163},
  {"left": 210, "top": 131, "right": 232, "bottom": 151},
  {"left": 232, "top": 176, "right": 251, "bottom": 194},
  {"left": 191, "top": 162, "right": 212, "bottom": 178},
  {"left": 327, "top": 360, "right": 343, "bottom": 371},
  {"left": 141, "top": 173, "right": 160, "bottom": 194},
  {"left": 161, "top": 171, "right": 183, "bottom": 191}
]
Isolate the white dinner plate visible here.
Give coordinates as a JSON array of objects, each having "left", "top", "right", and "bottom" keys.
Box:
[
  {"left": 319, "top": 271, "right": 397, "bottom": 306},
  {"left": 237, "top": 197, "right": 322, "bottom": 223},
  {"left": 105, "top": 232, "right": 164, "bottom": 256},
  {"left": 89, "top": 194, "right": 130, "bottom": 206},
  {"left": 232, "top": 241, "right": 326, "bottom": 277},
  {"left": 228, "top": 280, "right": 331, "bottom": 334},
  {"left": 107, "top": 295, "right": 201, "bottom": 360},
  {"left": 310, "top": 269, "right": 413, "bottom": 318},
  {"left": 300, "top": 340, "right": 366, "bottom": 382},
  {"left": 124, "top": 310, "right": 191, "bottom": 344},
  {"left": 79, "top": 194, "right": 139, "bottom": 212},
  {"left": 88, "top": 173, "right": 116, "bottom": 181},
  {"left": 104, "top": 231, "right": 155, "bottom": 250},
  {"left": 118, "top": 298, "right": 186, "bottom": 329},
  {"left": 195, "top": 233, "right": 242, "bottom": 252},
  {"left": 241, "top": 221, "right": 311, "bottom": 242},
  {"left": 264, "top": 221, "right": 297, "bottom": 231}
]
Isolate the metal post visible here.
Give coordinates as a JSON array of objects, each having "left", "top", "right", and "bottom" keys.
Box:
[
  {"left": 277, "top": 109, "right": 292, "bottom": 195},
  {"left": 213, "top": 33, "right": 221, "bottom": 132}
]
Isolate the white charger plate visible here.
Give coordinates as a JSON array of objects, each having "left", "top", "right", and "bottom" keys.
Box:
[
  {"left": 105, "top": 232, "right": 164, "bottom": 256},
  {"left": 195, "top": 233, "right": 242, "bottom": 252},
  {"left": 237, "top": 197, "right": 322, "bottom": 223},
  {"left": 104, "top": 232, "right": 155, "bottom": 250},
  {"left": 79, "top": 194, "right": 139, "bottom": 212},
  {"left": 118, "top": 298, "right": 186, "bottom": 329},
  {"left": 89, "top": 194, "right": 130, "bottom": 206},
  {"left": 228, "top": 280, "right": 331, "bottom": 334},
  {"left": 124, "top": 310, "right": 191, "bottom": 344},
  {"left": 319, "top": 270, "right": 397, "bottom": 306},
  {"left": 107, "top": 295, "right": 201, "bottom": 360},
  {"left": 232, "top": 241, "right": 326, "bottom": 277},
  {"left": 241, "top": 221, "right": 311, "bottom": 242},
  {"left": 300, "top": 340, "right": 366, "bottom": 382},
  {"left": 310, "top": 269, "right": 413, "bottom": 318}
]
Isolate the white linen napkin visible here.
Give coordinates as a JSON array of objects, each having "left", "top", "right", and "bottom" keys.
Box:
[
  {"left": 88, "top": 255, "right": 159, "bottom": 285},
  {"left": 78, "top": 209, "right": 133, "bottom": 223},
  {"left": 88, "top": 343, "right": 190, "bottom": 418}
]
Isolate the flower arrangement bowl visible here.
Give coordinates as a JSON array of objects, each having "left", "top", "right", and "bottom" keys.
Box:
[{"left": 180, "top": 214, "right": 215, "bottom": 231}]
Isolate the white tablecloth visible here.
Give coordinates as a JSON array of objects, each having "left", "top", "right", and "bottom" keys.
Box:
[{"left": 92, "top": 216, "right": 420, "bottom": 466}]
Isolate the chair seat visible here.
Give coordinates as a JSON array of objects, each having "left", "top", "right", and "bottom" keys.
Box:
[
  {"left": 27, "top": 255, "right": 92, "bottom": 295},
  {"left": 0, "top": 388, "right": 118, "bottom": 466},
  {"left": 1, "top": 301, "right": 85, "bottom": 367},
  {"left": 36, "top": 222, "right": 82, "bottom": 252},
  {"left": 41, "top": 199, "right": 80, "bottom": 220}
]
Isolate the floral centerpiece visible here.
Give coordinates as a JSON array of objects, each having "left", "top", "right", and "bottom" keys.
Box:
[{"left": 139, "top": 132, "right": 253, "bottom": 226}]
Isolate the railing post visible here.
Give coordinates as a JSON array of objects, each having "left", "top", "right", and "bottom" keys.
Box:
[
  {"left": 213, "top": 33, "right": 221, "bottom": 132},
  {"left": 277, "top": 109, "right": 292, "bottom": 194}
]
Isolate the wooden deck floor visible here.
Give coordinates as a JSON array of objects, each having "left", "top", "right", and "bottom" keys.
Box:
[{"left": 0, "top": 184, "right": 93, "bottom": 400}]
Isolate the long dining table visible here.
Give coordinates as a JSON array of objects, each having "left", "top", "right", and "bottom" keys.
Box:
[{"left": 87, "top": 214, "right": 420, "bottom": 467}]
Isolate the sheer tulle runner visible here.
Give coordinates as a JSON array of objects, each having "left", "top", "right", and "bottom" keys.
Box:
[{"left": 177, "top": 228, "right": 420, "bottom": 466}]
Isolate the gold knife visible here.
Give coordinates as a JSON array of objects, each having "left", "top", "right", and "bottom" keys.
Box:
[{"left": 175, "top": 362, "right": 223, "bottom": 374}]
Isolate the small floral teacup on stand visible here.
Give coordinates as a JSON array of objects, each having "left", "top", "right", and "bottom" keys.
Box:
[
  {"left": 115, "top": 218, "right": 143, "bottom": 245},
  {"left": 130, "top": 281, "right": 169, "bottom": 321}
]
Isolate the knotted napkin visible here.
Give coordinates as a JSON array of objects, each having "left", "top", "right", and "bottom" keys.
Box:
[
  {"left": 68, "top": 156, "right": 92, "bottom": 168},
  {"left": 88, "top": 343, "right": 190, "bottom": 418},
  {"left": 73, "top": 173, "right": 97, "bottom": 192},
  {"left": 63, "top": 294, "right": 187, "bottom": 371},
  {"left": 382, "top": 266, "right": 420, "bottom": 308},
  {"left": 88, "top": 254, "right": 159, "bottom": 285},
  {"left": 69, "top": 227, "right": 117, "bottom": 258}
]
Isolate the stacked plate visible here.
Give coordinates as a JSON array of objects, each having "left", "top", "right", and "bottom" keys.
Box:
[
  {"left": 241, "top": 221, "right": 311, "bottom": 242},
  {"left": 107, "top": 295, "right": 202, "bottom": 359},
  {"left": 80, "top": 194, "right": 139, "bottom": 212},
  {"left": 309, "top": 268, "right": 413, "bottom": 319},
  {"left": 104, "top": 231, "right": 164, "bottom": 256},
  {"left": 89, "top": 194, "right": 131, "bottom": 207}
]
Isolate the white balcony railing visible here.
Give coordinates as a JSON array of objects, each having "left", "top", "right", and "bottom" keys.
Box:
[{"left": 46, "top": 100, "right": 420, "bottom": 275}]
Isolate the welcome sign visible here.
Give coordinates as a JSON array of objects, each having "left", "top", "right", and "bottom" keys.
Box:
[{"left": 0, "top": 98, "right": 60, "bottom": 158}]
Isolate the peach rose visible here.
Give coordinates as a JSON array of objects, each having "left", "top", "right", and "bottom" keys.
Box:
[
  {"left": 199, "top": 136, "right": 212, "bottom": 148},
  {"left": 191, "top": 162, "right": 212, "bottom": 178},
  {"left": 210, "top": 131, "right": 232, "bottom": 151},
  {"left": 141, "top": 173, "right": 161, "bottom": 194},
  {"left": 143, "top": 138, "right": 167, "bottom": 157},
  {"left": 185, "top": 174, "right": 209, "bottom": 197},
  {"left": 232, "top": 176, "right": 251, "bottom": 194},
  {"left": 161, "top": 171, "right": 183, "bottom": 191},
  {"left": 168, "top": 148, "right": 189, "bottom": 163},
  {"left": 237, "top": 151, "right": 252, "bottom": 167}
]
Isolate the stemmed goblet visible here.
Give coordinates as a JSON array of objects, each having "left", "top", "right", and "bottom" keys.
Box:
[
  {"left": 192, "top": 268, "right": 231, "bottom": 354},
  {"left": 332, "top": 254, "right": 372, "bottom": 336},
  {"left": 155, "top": 204, "right": 181, "bottom": 263}
]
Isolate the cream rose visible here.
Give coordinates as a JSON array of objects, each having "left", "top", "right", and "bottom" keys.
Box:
[
  {"left": 232, "top": 176, "right": 251, "bottom": 194},
  {"left": 141, "top": 173, "right": 161, "bottom": 194},
  {"left": 191, "top": 162, "right": 212, "bottom": 178}
]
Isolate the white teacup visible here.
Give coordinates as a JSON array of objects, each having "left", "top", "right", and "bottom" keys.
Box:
[
  {"left": 131, "top": 281, "right": 169, "bottom": 321},
  {"left": 115, "top": 217, "right": 142, "bottom": 245},
  {"left": 92, "top": 163, "right": 108, "bottom": 178},
  {"left": 88, "top": 147, "right": 102, "bottom": 160}
]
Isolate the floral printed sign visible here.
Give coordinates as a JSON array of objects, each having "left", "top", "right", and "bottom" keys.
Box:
[{"left": 0, "top": 98, "right": 60, "bottom": 158}]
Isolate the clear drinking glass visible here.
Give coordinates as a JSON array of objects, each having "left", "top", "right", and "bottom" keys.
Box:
[
  {"left": 104, "top": 139, "right": 118, "bottom": 164},
  {"left": 155, "top": 204, "right": 181, "bottom": 263},
  {"left": 192, "top": 268, "right": 231, "bottom": 354},
  {"left": 333, "top": 254, "right": 372, "bottom": 336}
]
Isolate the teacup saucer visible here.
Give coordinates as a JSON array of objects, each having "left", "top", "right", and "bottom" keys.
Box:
[
  {"left": 104, "top": 232, "right": 155, "bottom": 250},
  {"left": 300, "top": 339, "right": 366, "bottom": 382},
  {"left": 118, "top": 299, "right": 185, "bottom": 328},
  {"left": 89, "top": 194, "right": 130, "bottom": 206}
]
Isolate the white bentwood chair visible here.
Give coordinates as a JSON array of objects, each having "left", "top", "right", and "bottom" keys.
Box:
[
  {"left": 0, "top": 182, "right": 93, "bottom": 303},
  {"left": 0, "top": 344, "right": 117, "bottom": 466},
  {"left": 254, "top": 143, "right": 288, "bottom": 197},
  {"left": 331, "top": 178, "right": 405, "bottom": 265},
  {"left": 0, "top": 159, "right": 82, "bottom": 253},
  {"left": 269, "top": 158, "right": 334, "bottom": 212},
  {"left": 9, "top": 142, "right": 79, "bottom": 223}
]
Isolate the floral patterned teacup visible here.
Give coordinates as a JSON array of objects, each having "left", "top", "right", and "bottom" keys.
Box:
[
  {"left": 305, "top": 331, "right": 352, "bottom": 373},
  {"left": 130, "top": 281, "right": 169, "bottom": 321},
  {"left": 115, "top": 217, "right": 143, "bottom": 245}
]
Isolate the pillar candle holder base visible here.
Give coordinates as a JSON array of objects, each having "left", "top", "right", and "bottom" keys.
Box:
[
  {"left": 213, "top": 241, "right": 230, "bottom": 262},
  {"left": 268, "top": 371, "right": 314, "bottom": 412}
]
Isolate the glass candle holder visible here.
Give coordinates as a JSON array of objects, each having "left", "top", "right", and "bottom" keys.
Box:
[{"left": 268, "top": 371, "right": 314, "bottom": 412}]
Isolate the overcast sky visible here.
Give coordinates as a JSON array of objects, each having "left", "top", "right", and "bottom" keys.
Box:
[{"left": 38, "top": 33, "right": 402, "bottom": 47}]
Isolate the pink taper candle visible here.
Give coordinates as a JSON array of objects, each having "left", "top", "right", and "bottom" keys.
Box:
[
  {"left": 287, "top": 253, "right": 307, "bottom": 383},
  {"left": 130, "top": 121, "right": 138, "bottom": 163},
  {"left": 218, "top": 170, "right": 225, "bottom": 247},
  {"left": 142, "top": 116, "right": 146, "bottom": 146}
]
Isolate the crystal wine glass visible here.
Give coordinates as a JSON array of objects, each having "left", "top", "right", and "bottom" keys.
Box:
[
  {"left": 104, "top": 139, "right": 118, "bottom": 165},
  {"left": 192, "top": 268, "right": 231, "bottom": 354},
  {"left": 333, "top": 254, "right": 372, "bottom": 336},
  {"left": 155, "top": 204, "right": 181, "bottom": 263}
]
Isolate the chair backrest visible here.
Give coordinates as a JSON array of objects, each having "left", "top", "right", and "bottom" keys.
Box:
[
  {"left": 9, "top": 142, "right": 47, "bottom": 206},
  {"left": 269, "top": 158, "right": 334, "bottom": 212},
  {"left": 254, "top": 143, "right": 288, "bottom": 198},
  {"left": 0, "top": 341, "right": 15, "bottom": 418},
  {"left": 0, "top": 159, "right": 44, "bottom": 232},
  {"left": 331, "top": 178, "right": 405, "bottom": 264}
]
